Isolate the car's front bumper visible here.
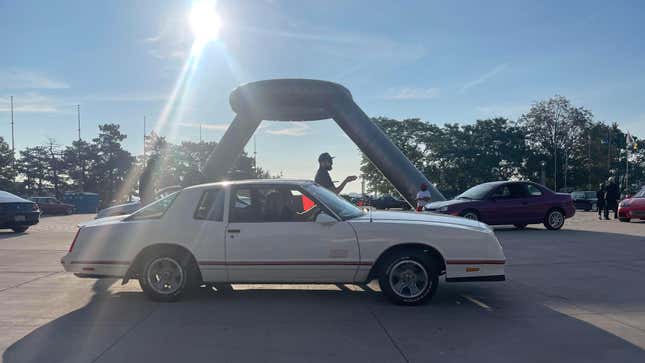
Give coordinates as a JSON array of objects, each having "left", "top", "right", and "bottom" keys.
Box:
[{"left": 618, "top": 207, "right": 645, "bottom": 219}]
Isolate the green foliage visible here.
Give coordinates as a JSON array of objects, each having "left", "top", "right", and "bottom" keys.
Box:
[
  {"left": 0, "top": 137, "right": 16, "bottom": 191},
  {"left": 361, "top": 96, "right": 644, "bottom": 196}
]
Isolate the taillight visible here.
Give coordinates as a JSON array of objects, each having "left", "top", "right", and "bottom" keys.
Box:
[{"left": 69, "top": 228, "right": 81, "bottom": 252}]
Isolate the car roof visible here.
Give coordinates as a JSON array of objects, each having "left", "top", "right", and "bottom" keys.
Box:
[{"left": 184, "top": 179, "right": 315, "bottom": 191}]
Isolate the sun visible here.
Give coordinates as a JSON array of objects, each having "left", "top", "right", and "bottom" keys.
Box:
[{"left": 189, "top": 0, "right": 221, "bottom": 44}]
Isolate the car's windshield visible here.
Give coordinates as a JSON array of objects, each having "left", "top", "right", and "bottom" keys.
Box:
[
  {"left": 128, "top": 192, "right": 179, "bottom": 220},
  {"left": 303, "top": 184, "right": 364, "bottom": 220},
  {"left": 456, "top": 183, "right": 497, "bottom": 200},
  {"left": 634, "top": 189, "right": 645, "bottom": 198}
]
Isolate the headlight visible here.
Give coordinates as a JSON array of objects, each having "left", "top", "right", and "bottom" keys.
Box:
[
  {"left": 438, "top": 206, "right": 449, "bottom": 212},
  {"left": 619, "top": 200, "right": 629, "bottom": 208}
]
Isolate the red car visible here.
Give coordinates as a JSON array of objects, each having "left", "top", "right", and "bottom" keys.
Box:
[
  {"left": 618, "top": 187, "right": 645, "bottom": 222},
  {"left": 31, "top": 197, "right": 75, "bottom": 215}
]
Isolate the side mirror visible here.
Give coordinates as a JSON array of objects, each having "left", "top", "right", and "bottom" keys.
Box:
[{"left": 315, "top": 212, "right": 337, "bottom": 225}]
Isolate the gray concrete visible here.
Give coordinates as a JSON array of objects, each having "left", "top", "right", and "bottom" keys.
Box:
[{"left": 1, "top": 213, "right": 644, "bottom": 362}]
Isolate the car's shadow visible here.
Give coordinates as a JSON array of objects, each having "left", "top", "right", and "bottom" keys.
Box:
[{"left": 4, "top": 276, "right": 645, "bottom": 363}]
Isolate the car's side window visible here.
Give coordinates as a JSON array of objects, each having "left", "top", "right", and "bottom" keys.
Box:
[
  {"left": 490, "top": 185, "right": 512, "bottom": 199},
  {"left": 229, "top": 186, "right": 320, "bottom": 223},
  {"left": 194, "top": 189, "right": 225, "bottom": 221},
  {"left": 526, "top": 184, "right": 543, "bottom": 197}
]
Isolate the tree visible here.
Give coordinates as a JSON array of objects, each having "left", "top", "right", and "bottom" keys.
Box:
[
  {"left": 62, "top": 139, "right": 100, "bottom": 192},
  {"left": 518, "top": 95, "right": 593, "bottom": 191},
  {"left": 92, "top": 124, "right": 135, "bottom": 205},
  {"left": 17, "top": 146, "right": 50, "bottom": 193},
  {"left": 0, "top": 136, "right": 16, "bottom": 191}
]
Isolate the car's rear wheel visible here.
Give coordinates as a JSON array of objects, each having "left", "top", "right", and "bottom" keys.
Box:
[
  {"left": 514, "top": 224, "right": 527, "bottom": 229},
  {"left": 460, "top": 210, "right": 479, "bottom": 221},
  {"left": 379, "top": 250, "right": 438, "bottom": 305},
  {"left": 11, "top": 226, "right": 28, "bottom": 233},
  {"left": 139, "top": 255, "right": 194, "bottom": 302},
  {"left": 619, "top": 218, "right": 630, "bottom": 222},
  {"left": 544, "top": 209, "right": 565, "bottom": 230}
]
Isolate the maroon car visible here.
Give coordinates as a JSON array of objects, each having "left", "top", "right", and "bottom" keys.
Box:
[
  {"left": 425, "top": 181, "right": 575, "bottom": 230},
  {"left": 31, "top": 197, "right": 74, "bottom": 215}
]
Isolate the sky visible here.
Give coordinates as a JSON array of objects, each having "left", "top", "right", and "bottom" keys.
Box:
[{"left": 1, "top": 0, "right": 644, "bottom": 193}]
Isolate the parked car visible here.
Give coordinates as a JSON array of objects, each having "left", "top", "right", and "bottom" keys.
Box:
[
  {"left": 61, "top": 179, "right": 505, "bottom": 305},
  {"left": 95, "top": 185, "right": 182, "bottom": 219},
  {"left": 371, "top": 195, "right": 412, "bottom": 210},
  {"left": 0, "top": 191, "right": 40, "bottom": 233},
  {"left": 424, "top": 181, "right": 575, "bottom": 230},
  {"left": 571, "top": 191, "right": 597, "bottom": 211},
  {"left": 617, "top": 186, "right": 645, "bottom": 222},
  {"left": 31, "top": 196, "right": 75, "bottom": 215}
]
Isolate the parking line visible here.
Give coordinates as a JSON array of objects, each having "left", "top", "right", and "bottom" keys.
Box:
[{"left": 462, "top": 294, "right": 492, "bottom": 311}]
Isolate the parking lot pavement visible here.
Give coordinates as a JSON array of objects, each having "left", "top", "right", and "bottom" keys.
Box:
[{"left": 1, "top": 212, "right": 644, "bottom": 362}]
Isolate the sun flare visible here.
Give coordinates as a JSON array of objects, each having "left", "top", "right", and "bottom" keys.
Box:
[{"left": 189, "top": 0, "right": 221, "bottom": 44}]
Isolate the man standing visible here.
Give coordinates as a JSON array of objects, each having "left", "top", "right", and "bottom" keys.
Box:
[
  {"left": 596, "top": 182, "right": 606, "bottom": 220},
  {"left": 604, "top": 177, "right": 620, "bottom": 220},
  {"left": 314, "top": 152, "right": 357, "bottom": 194}
]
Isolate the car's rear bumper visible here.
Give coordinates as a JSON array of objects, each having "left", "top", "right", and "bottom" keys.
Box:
[
  {"left": 0, "top": 212, "right": 40, "bottom": 227},
  {"left": 60, "top": 254, "right": 129, "bottom": 277}
]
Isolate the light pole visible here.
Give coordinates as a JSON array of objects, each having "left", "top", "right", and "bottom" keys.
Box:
[{"left": 540, "top": 161, "right": 546, "bottom": 186}]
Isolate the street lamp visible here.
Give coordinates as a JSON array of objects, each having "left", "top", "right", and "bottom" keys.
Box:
[{"left": 540, "top": 161, "right": 546, "bottom": 186}]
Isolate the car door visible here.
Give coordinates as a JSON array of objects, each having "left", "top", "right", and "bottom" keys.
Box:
[
  {"left": 188, "top": 187, "right": 228, "bottom": 282},
  {"left": 225, "top": 184, "right": 360, "bottom": 283},
  {"left": 521, "top": 183, "right": 550, "bottom": 222},
  {"left": 480, "top": 184, "right": 526, "bottom": 224}
]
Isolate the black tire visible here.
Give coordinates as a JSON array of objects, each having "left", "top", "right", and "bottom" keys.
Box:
[
  {"left": 459, "top": 209, "right": 479, "bottom": 221},
  {"left": 514, "top": 224, "right": 527, "bottom": 229},
  {"left": 378, "top": 249, "right": 439, "bottom": 305},
  {"left": 619, "top": 218, "right": 630, "bottom": 223},
  {"left": 138, "top": 253, "right": 197, "bottom": 302},
  {"left": 544, "top": 209, "right": 565, "bottom": 230},
  {"left": 11, "top": 226, "right": 28, "bottom": 233}
]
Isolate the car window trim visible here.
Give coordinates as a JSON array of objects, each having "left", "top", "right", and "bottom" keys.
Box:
[{"left": 227, "top": 184, "right": 341, "bottom": 223}]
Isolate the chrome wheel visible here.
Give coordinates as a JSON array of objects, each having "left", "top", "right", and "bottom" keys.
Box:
[
  {"left": 146, "top": 257, "right": 185, "bottom": 295},
  {"left": 548, "top": 210, "right": 564, "bottom": 229},
  {"left": 388, "top": 260, "right": 429, "bottom": 299},
  {"left": 462, "top": 212, "right": 478, "bottom": 220}
]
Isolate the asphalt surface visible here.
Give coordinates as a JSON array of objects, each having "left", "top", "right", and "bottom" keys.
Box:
[{"left": 1, "top": 212, "right": 644, "bottom": 362}]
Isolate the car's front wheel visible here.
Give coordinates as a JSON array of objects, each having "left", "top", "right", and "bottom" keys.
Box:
[
  {"left": 139, "top": 255, "right": 193, "bottom": 302},
  {"left": 379, "top": 250, "right": 438, "bottom": 305},
  {"left": 459, "top": 210, "right": 479, "bottom": 221},
  {"left": 544, "top": 209, "right": 565, "bottom": 230}
]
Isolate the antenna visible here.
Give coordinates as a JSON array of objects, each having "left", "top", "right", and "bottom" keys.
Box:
[
  {"left": 76, "top": 104, "right": 81, "bottom": 141},
  {"left": 10, "top": 96, "right": 15, "bottom": 177}
]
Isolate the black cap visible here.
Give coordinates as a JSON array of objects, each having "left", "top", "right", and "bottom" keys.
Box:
[{"left": 318, "top": 152, "right": 334, "bottom": 162}]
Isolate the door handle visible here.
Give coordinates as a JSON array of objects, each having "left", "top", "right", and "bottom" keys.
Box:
[{"left": 227, "top": 229, "right": 241, "bottom": 233}]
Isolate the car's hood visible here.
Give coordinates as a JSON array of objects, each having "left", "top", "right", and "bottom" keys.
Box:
[
  {"left": 351, "top": 210, "right": 490, "bottom": 231},
  {"left": 425, "top": 199, "right": 473, "bottom": 209},
  {"left": 80, "top": 214, "right": 129, "bottom": 227},
  {"left": 624, "top": 197, "right": 645, "bottom": 207}
]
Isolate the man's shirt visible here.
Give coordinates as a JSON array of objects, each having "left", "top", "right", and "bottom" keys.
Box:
[{"left": 315, "top": 167, "right": 335, "bottom": 192}]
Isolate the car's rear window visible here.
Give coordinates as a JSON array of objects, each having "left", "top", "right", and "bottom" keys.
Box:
[
  {"left": 127, "top": 192, "right": 178, "bottom": 220},
  {"left": 194, "top": 189, "right": 225, "bottom": 221}
]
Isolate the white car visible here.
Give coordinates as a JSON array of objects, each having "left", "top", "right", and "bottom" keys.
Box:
[{"left": 61, "top": 180, "right": 505, "bottom": 305}]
